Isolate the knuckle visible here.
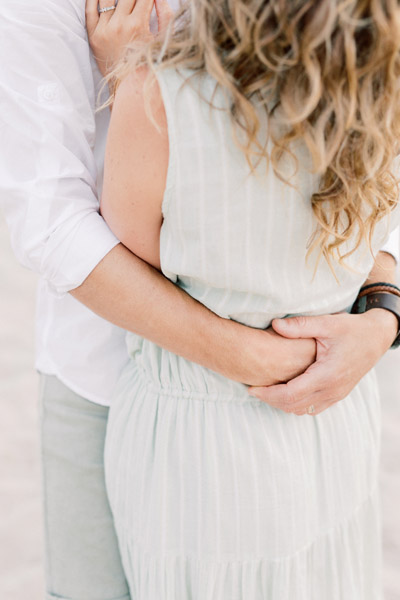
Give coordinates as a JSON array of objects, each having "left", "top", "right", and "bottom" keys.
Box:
[
  {"left": 292, "top": 315, "right": 308, "bottom": 328},
  {"left": 110, "top": 21, "right": 123, "bottom": 35},
  {"left": 282, "top": 399, "right": 293, "bottom": 409},
  {"left": 92, "top": 26, "right": 104, "bottom": 41},
  {"left": 281, "top": 390, "right": 297, "bottom": 411},
  {"left": 129, "top": 20, "right": 140, "bottom": 34},
  {"left": 289, "top": 401, "right": 308, "bottom": 416}
]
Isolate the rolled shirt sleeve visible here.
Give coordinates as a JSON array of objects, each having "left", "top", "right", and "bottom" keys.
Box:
[{"left": 0, "top": 0, "right": 119, "bottom": 296}]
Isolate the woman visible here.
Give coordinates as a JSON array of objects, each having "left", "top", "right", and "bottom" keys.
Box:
[{"left": 87, "top": 0, "right": 400, "bottom": 597}]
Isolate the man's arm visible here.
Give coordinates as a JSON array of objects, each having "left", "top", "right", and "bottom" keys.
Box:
[
  {"left": 0, "top": 1, "right": 119, "bottom": 296},
  {"left": 70, "top": 242, "right": 317, "bottom": 385}
]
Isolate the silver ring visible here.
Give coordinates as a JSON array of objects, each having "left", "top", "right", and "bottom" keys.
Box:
[
  {"left": 98, "top": 5, "right": 117, "bottom": 13},
  {"left": 307, "top": 405, "right": 315, "bottom": 415}
]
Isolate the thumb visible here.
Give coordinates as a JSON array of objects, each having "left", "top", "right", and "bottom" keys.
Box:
[{"left": 271, "top": 315, "right": 330, "bottom": 339}]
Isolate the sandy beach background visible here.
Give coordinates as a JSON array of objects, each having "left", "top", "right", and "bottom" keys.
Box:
[{"left": 0, "top": 212, "right": 399, "bottom": 600}]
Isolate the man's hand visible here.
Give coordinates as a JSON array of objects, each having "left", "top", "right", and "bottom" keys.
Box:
[
  {"left": 86, "top": 0, "right": 172, "bottom": 77},
  {"left": 248, "top": 309, "right": 398, "bottom": 415},
  {"left": 235, "top": 325, "right": 316, "bottom": 387}
]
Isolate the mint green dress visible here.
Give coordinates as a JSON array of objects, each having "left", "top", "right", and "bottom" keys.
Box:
[{"left": 104, "top": 68, "right": 399, "bottom": 599}]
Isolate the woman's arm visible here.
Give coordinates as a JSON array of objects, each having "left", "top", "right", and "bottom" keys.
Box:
[{"left": 100, "top": 70, "right": 165, "bottom": 270}]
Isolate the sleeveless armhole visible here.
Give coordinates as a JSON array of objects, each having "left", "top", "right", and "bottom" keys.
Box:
[{"left": 153, "top": 68, "right": 180, "bottom": 218}]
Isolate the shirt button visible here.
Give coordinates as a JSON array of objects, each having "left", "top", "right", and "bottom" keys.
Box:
[{"left": 37, "top": 83, "right": 61, "bottom": 104}]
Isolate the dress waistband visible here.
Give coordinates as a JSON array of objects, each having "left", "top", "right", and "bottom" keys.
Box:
[{"left": 126, "top": 333, "right": 254, "bottom": 402}]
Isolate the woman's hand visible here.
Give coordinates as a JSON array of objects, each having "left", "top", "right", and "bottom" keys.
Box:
[
  {"left": 86, "top": 0, "right": 172, "bottom": 77},
  {"left": 248, "top": 309, "right": 398, "bottom": 415}
]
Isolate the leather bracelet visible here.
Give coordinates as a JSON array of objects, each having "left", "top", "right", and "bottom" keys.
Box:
[
  {"left": 357, "top": 285, "right": 400, "bottom": 300},
  {"left": 351, "top": 291, "right": 400, "bottom": 349},
  {"left": 358, "top": 282, "right": 400, "bottom": 296}
]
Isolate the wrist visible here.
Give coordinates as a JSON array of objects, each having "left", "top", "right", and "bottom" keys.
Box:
[
  {"left": 222, "top": 322, "right": 279, "bottom": 386},
  {"left": 196, "top": 317, "right": 255, "bottom": 384},
  {"left": 351, "top": 283, "right": 400, "bottom": 350},
  {"left": 362, "top": 308, "right": 399, "bottom": 352},
  {"left": 224, "top": 322, "right": 316, "bottom": 386}
]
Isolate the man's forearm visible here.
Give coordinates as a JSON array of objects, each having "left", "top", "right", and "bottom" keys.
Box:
[
  {"left": 358, "top": 250, "right": 398, "bottom": 349},
  {"left": 70, "top": 244, "right": 315, "bottom": 386},
  {"left": 71, "top": 244, "right": 256, "bottom": 381}
]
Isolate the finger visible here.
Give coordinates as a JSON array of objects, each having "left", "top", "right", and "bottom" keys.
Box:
[
  {"left": 248, "top": 381, "right": 299, "bottom": 411},
  {"left": 98, "top": 0, "right": 118, "bottom": 22},
  {"left": 115, "top": 0, "right": 137, "bottom": 14},
  {"left": 132, "top": 0, "right": 156, "bottom": 21},
  {"left": 288, "top": 388, "right": 328, "bottom": 415},
  {"left": 86, "top": 0, "right": 100, "bottom": 34},
  {"left": 298, "top": 398, "right": 329, "bottom": 416},
  {"left": 249, "top": 363, "right": 326, "bottom": 407},
  {"left": 250, "top": 382, "right": 326, "bottom": 416},
  {"left": 271, "top": 314, "right": 337, "bottom": 340},
  {"left": 154, "top": 0, "right": 173, "bottom": 31}
]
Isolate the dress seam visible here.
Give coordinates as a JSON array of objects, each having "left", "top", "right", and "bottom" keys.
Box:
[{"left": 121, "top": 484, "right": 379, "bottom": 565}]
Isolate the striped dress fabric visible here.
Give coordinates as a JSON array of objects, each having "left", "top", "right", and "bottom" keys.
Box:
[{"left": 104, "top": 68, "right": 399, "bottom": 599}]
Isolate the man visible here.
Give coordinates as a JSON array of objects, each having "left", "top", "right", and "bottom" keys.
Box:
[{"left": 1, "top": 1, "right": 398, "bottom": 599}]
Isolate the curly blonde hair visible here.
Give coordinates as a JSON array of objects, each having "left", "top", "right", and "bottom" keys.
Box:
[{"left": 111, "top": 0, "right": 400, "bottom": 267}]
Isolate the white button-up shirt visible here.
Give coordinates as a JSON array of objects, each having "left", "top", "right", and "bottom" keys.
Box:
[
  {"left": 0, "top": 0, "right": 398, "bottom": 405},
  {"left": 1, "top": 0, "right": 127, "bottom": 404}
]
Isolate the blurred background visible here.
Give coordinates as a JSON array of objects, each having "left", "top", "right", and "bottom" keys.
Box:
[{"left": 0, "top": 211, "right": 399, "bottom": 600}]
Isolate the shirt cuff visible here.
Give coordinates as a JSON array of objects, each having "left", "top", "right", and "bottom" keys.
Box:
[
  {"left": 381, "top": 227, "right": 399, "bottom": 263},
  {"left": 42, "top": 211, "right": 120, "bottom": 297}
]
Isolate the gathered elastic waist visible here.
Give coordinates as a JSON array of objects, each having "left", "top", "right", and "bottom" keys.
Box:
[{"left": 125, "top": 333, "right": 255, "bottom": 403}]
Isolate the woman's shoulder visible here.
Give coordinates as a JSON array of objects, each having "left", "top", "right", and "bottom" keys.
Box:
[{"left": 114, "top": 67, "right": 165, "bottom": 126}]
